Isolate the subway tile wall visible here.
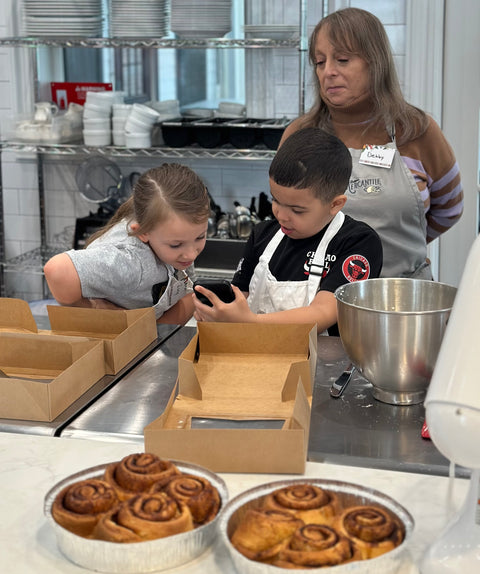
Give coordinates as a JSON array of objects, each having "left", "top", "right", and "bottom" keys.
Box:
[{"left": 0, "top": 0, "right": 406, "bottom": 301}]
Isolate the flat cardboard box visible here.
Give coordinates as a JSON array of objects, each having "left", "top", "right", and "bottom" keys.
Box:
[
  {"left": 0, "top": 298, "right": 158, "bottom": 375},
  {"left": 144, "top": 322, "right": 317, "bottom": 474},
  {"left": 0, "top": 331, "right": 105, "bottom": 421}
]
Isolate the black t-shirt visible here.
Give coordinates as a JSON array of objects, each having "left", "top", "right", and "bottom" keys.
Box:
[{"left": 232, "top": 214, "right": 383, "bottom": 335}]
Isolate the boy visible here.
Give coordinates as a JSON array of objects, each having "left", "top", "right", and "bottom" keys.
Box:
[{"left": 193, "top": 127, "right": 383, "bottom": 334}]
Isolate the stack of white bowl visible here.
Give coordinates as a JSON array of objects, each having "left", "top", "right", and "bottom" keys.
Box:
[
  {"left": 124, "top": 103, "right": 160, "bottom": 148},
  {"left": 83, "top": 91, "right": 125, "bottom": 146},
  {"left": 112, "top": 104, "right": 132, "bottom": 146}
]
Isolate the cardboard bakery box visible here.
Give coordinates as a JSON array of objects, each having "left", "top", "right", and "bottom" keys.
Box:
[
  {"left": 46, "top": 305, "right": 158, "bottom": 374},
  {"left": 0, "top": 331, "right": 105, "bottom": 421},
  {"left": 144, "top": 322, "right": 317, "bottom": 474},
  {"left": 0, "top": 298, "right": 157, "bottom": 375}
]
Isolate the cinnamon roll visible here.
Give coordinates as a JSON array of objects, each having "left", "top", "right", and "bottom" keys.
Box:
[
  {"left": 273, "top": 524, "right": 361, "bottom": 568},
  {"left": 104, "top": 453, "right": 180, "bottom": 501},
  {"left": 262, "top": 483, "right": 340, "bottom": 525},
  {"left": 92, "top": 491, "right": 194, "bottom": 543},
  {"left": 51, "top": 478, "right": 118, "bottom": 537},
  {"left": 230, "top": 508, "right": 304, "bottom": 563},
  {"left": 152, "top": 473, "right": 221, "bottom": 526},
  {"left": 335, "top": 505, "right": 404, "bottom": 559}
]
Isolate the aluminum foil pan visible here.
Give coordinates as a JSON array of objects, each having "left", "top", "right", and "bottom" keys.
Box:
[
  {"left": 218, "top": 478, "right": 414, "bottom": 574},
  {"left": 44, "top": 460, "right": 228, "bottom": 573}
]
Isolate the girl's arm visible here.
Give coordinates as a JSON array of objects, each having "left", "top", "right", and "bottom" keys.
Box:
[
  {"left": 44, "top": 253, "right": 125, "bottom": 310},
  {"left": 157, "top": 292, "right": 195, "bottom": 325},
  {"left": 43, "top": 253, "right": 83, "bottom": 305}
]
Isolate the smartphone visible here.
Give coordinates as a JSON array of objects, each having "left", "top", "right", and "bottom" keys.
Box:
[{"left": 193, "top": 279, "right": 235, "bottom": 307}]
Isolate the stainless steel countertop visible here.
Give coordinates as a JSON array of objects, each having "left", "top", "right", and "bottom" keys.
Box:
[
  {"left": 61, "top": 326, "right": 196, "bottom": 443},
  {"left": 0, "top": 324, "right": 180, "bottom": 437},
  {"left": 60, "top": 326, "right": 468, "bottom": 479},
  {"left": 308, "top": 336, "right": 469, "bottom": 478}
]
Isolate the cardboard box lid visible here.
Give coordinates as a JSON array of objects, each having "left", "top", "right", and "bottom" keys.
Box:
[
  {"left": 47, "top": 305, "right": 155, "bottom": 338},
  {"left": 0, "top": 298, "right": 38, "bottom": 333},
  {"left": 46, "top": 305, "right": 158, "bottom": 374}
]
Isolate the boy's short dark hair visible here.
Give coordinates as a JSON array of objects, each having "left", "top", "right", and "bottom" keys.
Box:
[{"left": 269, "top": 127, "right": 352, "bottom": 202}]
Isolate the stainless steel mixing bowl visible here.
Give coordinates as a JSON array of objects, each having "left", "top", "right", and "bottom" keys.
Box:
[{"left": 335, "top": 278, "right": 457, "bottom": 405}]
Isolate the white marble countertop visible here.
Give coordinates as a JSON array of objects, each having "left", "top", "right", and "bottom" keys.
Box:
[{"left": 0, "top": 432, "right": 469, "bottom": 574}]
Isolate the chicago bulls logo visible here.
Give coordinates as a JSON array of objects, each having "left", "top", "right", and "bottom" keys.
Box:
[{"left": 342, "top": 255, "right": 370, "bottom": 282}]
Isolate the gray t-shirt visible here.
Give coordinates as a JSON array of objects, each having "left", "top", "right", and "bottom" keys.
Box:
[{"left": 66, "top": 220, "right": 173, "bottom": 311}]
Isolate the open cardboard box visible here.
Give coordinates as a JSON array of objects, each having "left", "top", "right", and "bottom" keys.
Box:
[
  {"left": 144, "top": 322, "right": 317, "bottom": 474},
  {"left": 46, "top": 305, "right": 157, "bottom": 374},
  {"left": 0, "top": 331, "right": 105, "bottom": 421},
  {"left": 0, "top": 298, "right": 157, "bottom": 374}
]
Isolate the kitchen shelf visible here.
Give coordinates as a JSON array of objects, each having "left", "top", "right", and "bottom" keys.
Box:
[
  {"left": 0, "top": 37, "right": 300, "bottom": 49},
  {"left": 0, "top": 141, "right": 277, "bottom": 161}
]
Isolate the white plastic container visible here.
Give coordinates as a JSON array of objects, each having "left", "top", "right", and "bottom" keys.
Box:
[
  {"left": 83, "top": 118, "right": 111, "bottom": 131},
  {"left": 125, "top": 132, "right": 151, "bottom": 148},
  {"left": 112, "top": 130, "right": 126, "bottom": 146},
  {"left": 83, "top": 103, "right": 111, "bottom": 120},
  {"left": 83, "top": 129, "right": 112, "bottom": 146},
  {"left": 112, "top": 103, "right": 133, "bottom": 118},
  {"left": 125, "top": 115, "right": 153, "bottom": 134},
  {"left": 112, "top": 117, "right": 128, "bottom": 132},
  {"left": 131, "top": 103, "right": 160, "bottom": 125}
]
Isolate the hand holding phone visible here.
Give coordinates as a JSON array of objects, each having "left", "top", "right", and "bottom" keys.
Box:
[{"left": 193, "top": 279, "right": 235, "bottom": 307}]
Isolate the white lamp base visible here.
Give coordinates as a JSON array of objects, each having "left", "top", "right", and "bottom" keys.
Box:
[{"left": 420, "top": 468, "right": 480, "bottom": 573}]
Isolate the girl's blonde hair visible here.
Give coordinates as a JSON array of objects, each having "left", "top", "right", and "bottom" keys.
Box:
[
  {"left": 300, "top": 7, "right": 428, "bottom": 145},
  {"left": 86, "top": 163, "right": 210, "bottom": 245}
]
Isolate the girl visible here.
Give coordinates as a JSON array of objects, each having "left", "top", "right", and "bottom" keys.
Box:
[{"left": 44, "top": 163, "right": 210, "bottom": 325}]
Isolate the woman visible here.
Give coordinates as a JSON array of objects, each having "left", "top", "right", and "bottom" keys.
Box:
[{"left": 279, "top": 7, "right": 463, "bottom": 279}]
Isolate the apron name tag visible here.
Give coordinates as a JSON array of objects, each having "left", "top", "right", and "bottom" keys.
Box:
[{"left": 359, "top": 145, "right": 395, "bottom": 169}]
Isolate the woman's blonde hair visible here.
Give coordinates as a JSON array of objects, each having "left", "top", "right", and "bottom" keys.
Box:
[
  {"left": 300, "top": 7, "right": 428, "bottom": 144},
  {"left": 86, "top": 163, "right": 210, "bottom": 245}
]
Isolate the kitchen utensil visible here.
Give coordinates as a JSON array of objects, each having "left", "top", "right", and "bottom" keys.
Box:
[
  {"left": 34, "top": 101, "right": 58, "bottom": 123},
  {"left": 335, "top": 278, "right": 456, "bottom": 405},
  {"left": 330, "top": 363, "right": 355, "bottom": 398},
  {"left": 75, "top": 155, "right": 123, "bottom": 204},
  {"left": 236, "top": 214, "right": 253, "bottom": 239}
]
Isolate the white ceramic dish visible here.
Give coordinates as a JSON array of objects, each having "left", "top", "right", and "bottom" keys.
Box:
[
  {"left": 125, "top": 115, "right": 153, "bottom": 133},
  {"left": 112, "top": 130, "right": 126, "bottom": 146},
  {"left": 44, "top": 460, "right": 228, "bottom": 573},
  {"left": 125, "top": 132, "right": 152, "bottom": 148},
  {"left": 131, "top": 103, "right": 160, "bottom": 124},
  {"left": 83, "top": 118, "right": 111, "bottom": 130},
  {"left": 218, "top": 478, "right": 414, "bottom": 574},
  {"left": 83, "top": 129, "right": 111, "bottom": 146}
]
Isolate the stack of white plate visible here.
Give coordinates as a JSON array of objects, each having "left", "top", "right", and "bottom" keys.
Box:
[
  {"left": 243, "top": 25, "right": 299, "bottom": 41},
  {"left": 22, "top": 0, "right": 104, "bottom": 37},
  {"left": 109, "top": 0, "right": 170, "bottom": 37},
  {"left": 171, "top": 0, "right": 231, "bottom": 39}
]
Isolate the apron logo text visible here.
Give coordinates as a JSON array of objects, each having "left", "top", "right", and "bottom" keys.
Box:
[{"left": 348, "top": 177, "right": 383, "bottom": 195}]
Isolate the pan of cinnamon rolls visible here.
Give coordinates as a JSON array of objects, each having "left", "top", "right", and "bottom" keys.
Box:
[
  {"left": 219, "top": 479, "right": 414, "bottom": 573},
  {"left": 44, "top": 452, "right": 227, "bottom": 573}
]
